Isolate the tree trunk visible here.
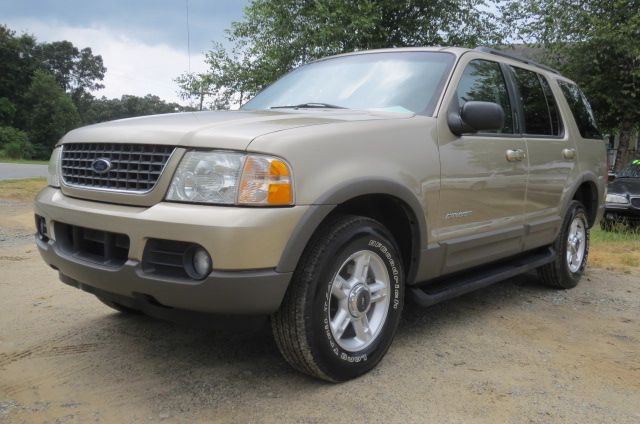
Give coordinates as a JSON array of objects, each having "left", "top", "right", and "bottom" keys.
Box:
[
  {"left": 614, "top": 120, "right": 635, "bottom": 174},
  {"left": 199, "top": 91, "right": 204, "bottom": 111}
]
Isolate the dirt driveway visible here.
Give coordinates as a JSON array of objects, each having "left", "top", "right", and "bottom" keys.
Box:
[{"left": 1, "top": 195, "right": 639, "bottom": 423}]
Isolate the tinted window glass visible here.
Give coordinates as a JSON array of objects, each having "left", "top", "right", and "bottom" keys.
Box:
[
  {"left": 558, "top": 81, "right": 602, "bottom": 139},
  {"left": 456, "top": 60, "right": 514, "bottom": 133},
  {"left": 511, "top": 66, "right": 560, "bottom": 136},
  {"left": 539, "top": 76, "right": 563, "bottom": 136}
]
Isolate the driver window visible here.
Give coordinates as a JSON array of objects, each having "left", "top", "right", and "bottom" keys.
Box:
[{"left": 456, "top": 60, "right": 514, "bottom": 134}]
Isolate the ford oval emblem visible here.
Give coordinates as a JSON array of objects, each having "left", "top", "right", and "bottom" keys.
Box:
[{"left": 91, "top": 158, "right": 112, "bottom": 174}]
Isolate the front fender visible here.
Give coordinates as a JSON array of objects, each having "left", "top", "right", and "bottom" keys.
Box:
[{"left": 276, "top": 178, "right": 427, "bottom": 274}]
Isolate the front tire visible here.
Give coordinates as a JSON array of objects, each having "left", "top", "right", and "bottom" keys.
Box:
[
  {"left": 538, "top": 201, "right": 590, "bottom": 289},
  {"left": 272, "top": 215, "right": 404, "bottom": 382}
]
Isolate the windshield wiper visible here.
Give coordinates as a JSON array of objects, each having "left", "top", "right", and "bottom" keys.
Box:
[{"left": 270, "top": 102, "right": 347, "bottom": 110}]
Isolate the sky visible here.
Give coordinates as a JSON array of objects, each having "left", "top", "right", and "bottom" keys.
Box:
[{"left": 0, "top": 0, "right": 249, "bottom": 104}]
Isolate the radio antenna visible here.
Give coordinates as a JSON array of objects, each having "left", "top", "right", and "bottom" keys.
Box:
[{"left": 186, "top": 0, "right": 191, "bottom": 73}]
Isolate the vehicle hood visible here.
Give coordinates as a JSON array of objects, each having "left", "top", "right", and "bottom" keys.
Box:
[
  {"left": 58, "top": 109, "right": 414, "bottom": 150},
  {"left": 608, "top": 177, "right": 640, "bottom": 195}
]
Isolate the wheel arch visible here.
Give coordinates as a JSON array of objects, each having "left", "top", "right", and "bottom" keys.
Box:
[
  {"left": 276, "top": 179, "right": 426, "bottom": 285},
  {"left": 566, "top": 173, "right": 601, "bottom": 227}
]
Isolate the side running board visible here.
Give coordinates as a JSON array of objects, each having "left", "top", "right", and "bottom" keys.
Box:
[{"left": 409, "top": 247, "right": 556, "bottom": 307}]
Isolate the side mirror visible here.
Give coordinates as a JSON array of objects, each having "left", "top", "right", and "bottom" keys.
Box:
[{"left": 448, "top": 101, "right": 505, "bottom": 136}]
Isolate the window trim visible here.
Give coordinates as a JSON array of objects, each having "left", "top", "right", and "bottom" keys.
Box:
[
  {"left": 505, "top": 64, "right": 566, "bottom": 140},
  {"left": 557, "top": 80, "right": 603, "bottom": 141},
  {"left": 452, "top": 58, "right": 518, "bottom": 137}
]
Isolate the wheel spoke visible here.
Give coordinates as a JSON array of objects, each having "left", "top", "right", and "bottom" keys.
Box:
[
  {"left": 369, "top": 280, "right": 388, "bottom": 303},
  {"left": 330, "top": 309, "right": 351, "bottom": 340},
  {"left": 331, "top": 275, "right": 349, "bottom": 300},
  {"left": 570, "top": 220, "right": 577, "bottom": 236},
  {"left": 353, "top": 253, "right": 371, "bottom": 282},
  {"left": 353, "top": 315, "right": 372, "bottom": 342}
]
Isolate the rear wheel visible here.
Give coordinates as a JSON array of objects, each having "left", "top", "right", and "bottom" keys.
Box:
[
  {"left": 538, "top": 201, "right": 589, "bottom": 289},
  {"left": 272, "top": 215, "right": 404, "bottom": 382}
]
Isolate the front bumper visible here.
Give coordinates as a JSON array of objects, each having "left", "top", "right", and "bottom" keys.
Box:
[
  {"left": 37, "top": 237, "right": 291, "bottom": 314},
  {"left": 34, "top": 187, "right": 309, "bottom": 314},
  {"left": 603, "top": 203, "right": 640, "bottom": 223}
]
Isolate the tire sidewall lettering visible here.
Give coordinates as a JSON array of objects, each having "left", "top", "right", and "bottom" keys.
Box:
[{"left": 319, "top": 235, "right": 402, "bottom": 364}]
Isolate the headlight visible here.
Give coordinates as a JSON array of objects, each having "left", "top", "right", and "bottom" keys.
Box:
[
  {"left": 47, "top": 147, "right": 62, "bottom": 187},
  {"left": 605, "top": 193, "right": 629, "bottom": 204},
  {"left": 166, "top": 150, "right": 293, "bottom": 206}
]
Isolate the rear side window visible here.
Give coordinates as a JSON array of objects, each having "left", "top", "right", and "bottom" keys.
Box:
[
  {"left": 456, "top": 59, "right": 514, "bottom": 134},
  {"left": 558, "top": 81, "right": 602, "bottom": 139},
  {"left": 510, "top": 66, "right": 562, "bottom": 136},
  {"left": 539, "top": 77, "right": 563, "bottom": 136}
]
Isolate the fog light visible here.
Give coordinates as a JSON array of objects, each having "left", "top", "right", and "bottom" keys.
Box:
[
  {"left": 184, "top": 245, "right": 212, "bottom": 280},
  {"left": 35, "top": 215, "right": 49, "bottom": 241}
]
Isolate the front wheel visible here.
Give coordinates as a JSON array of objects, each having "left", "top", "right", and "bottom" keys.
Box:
[
  {"left": 538, "top": 200, "right": 590, "bottom": 289},
  {"left": 272, "top": 215, "right": 404, "bottom": 382}
]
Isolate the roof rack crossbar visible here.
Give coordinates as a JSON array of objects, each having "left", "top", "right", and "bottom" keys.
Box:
[{"left": 474, "top": 46, "right": 561, "bottom": 75}]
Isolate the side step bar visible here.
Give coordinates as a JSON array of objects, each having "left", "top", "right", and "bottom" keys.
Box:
[{"left": 409, "top": 247, "right": 556, "bottom": 307}]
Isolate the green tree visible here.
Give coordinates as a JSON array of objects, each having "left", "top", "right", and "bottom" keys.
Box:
[
  {"left": 23, "top": 70, "right": 81, "bottom": 158},
  {"left": 502, "top": 0, "right": 640, "bottom": 172},
  {"left": 176, "top": 42, "right": 243, "bottom": 109},
  {"left": 0, "top": 25, "right": 40, "bottom": 128},
  {"left": 82, "top": 94, "right": 193, "bottom": 125},
  {"left": 0, "top": 126, "right": 32, "bottom": 159},
  {"left": 189, "top": 0, "right": 503, "bottom": 106},
  {"left": 35, "top": 40, "right": 106, "bottom": 97},
  {"left": 0, "top": 97, "right": 16, "bottom": 126}
]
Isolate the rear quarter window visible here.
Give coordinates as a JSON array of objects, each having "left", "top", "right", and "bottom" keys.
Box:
[{"left": 558, "top": 81, "right": 602, "bottom": 140}]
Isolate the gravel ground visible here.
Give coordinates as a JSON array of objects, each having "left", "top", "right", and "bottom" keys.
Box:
[{"left": 1, "top": 198, "right": 639, "bottom": 423}]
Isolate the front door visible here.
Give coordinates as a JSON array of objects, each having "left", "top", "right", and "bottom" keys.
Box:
[{"left": 435, "top": 56, "right": 528, "bottom": 274}]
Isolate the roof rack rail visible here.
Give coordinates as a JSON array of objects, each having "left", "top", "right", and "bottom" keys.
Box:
[{"left": 473, "top": 46, "right": 561, "bottom": 75}]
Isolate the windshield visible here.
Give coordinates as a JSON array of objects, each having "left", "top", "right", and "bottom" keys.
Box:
[
  {"left": 242, "top": 51, "right": 455, "bottom": 115},
  {"left": 618, "top": 161, "right": 640, "bottom": 178}
]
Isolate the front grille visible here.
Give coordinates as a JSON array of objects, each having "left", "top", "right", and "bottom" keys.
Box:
[
  {"left": 61, "top": 143, "right": 174, "bottom": 192},
  {"left": 631, "top": 198, "right": 640, "bottom": 208},
  {"left": 54, "top": 222, "right": 130, "bottom": 267}
]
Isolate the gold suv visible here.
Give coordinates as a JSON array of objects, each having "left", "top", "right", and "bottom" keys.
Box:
[{"left": 35, "top": 47, "right": 607, "bottom": 381}]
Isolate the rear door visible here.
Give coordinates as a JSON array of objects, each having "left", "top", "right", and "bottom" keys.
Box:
[
  {"left": 435, "top": 56, "right": 528, "bottom": 274},
  {"left": 507, "top": 65, "right": 574, "bottom": 250}
]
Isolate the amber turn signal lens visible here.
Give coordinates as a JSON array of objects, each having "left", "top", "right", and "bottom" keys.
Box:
[{"left": 238, "top": 156, "right": 293, "bottom": 205}]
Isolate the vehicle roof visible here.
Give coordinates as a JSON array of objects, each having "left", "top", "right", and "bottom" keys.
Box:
[{"left": 315, "top": 46, "right": 574, "bottom": 84}]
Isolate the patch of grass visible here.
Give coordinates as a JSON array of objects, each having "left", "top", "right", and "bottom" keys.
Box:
[
  {"left": 0, "top": 177, "right": 48, "bottom": 202},
  {"left": 590, "top": 226, "right": 640, "bottom": 272},
  {"left": 0, "top": 157, "right": 49, "bottom": 165}
]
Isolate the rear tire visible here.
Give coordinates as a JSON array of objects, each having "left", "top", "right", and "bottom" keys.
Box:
[
  {"left": 272, "top": 215, "right": 404, "bottom": 382},
  {"left": 538, "top": 201, "right": 589, "bottom": 289}
]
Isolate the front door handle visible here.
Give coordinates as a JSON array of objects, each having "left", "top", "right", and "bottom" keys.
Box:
[
  {"left": 562, "top": 148, "right": 576, "bottom": 160},
  {"left": 506, "top": 149, "right": 525, "bottom": 162}
]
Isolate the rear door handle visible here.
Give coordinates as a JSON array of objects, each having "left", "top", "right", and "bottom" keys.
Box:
[
  {"left": 506, "top": 149, "right": 525, "bottom": 162},
  {"left": 562, "top": 148, "right": 576, "bottom": 160}
]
